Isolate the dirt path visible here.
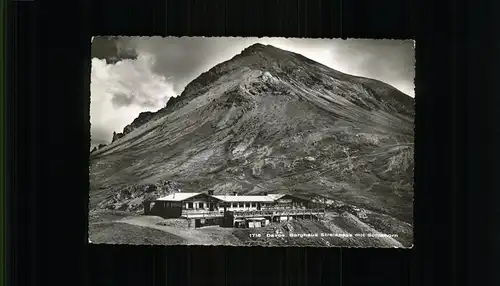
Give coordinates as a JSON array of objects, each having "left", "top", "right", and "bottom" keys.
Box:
[{"left": 117, "top": 216, "right": 220, "bottom": 245}]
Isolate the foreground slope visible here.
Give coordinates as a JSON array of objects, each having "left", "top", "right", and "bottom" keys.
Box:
[{"left": 90, "top": 43, "right": 414, "bottom": 245}]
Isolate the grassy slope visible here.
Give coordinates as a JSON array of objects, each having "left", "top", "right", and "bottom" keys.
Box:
[{"left": 89, "top": 222, "right": 185, "bottom": 245}]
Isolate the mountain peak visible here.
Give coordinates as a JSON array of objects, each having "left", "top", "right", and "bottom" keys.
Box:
[
  {"left": 246, "top": 42, "right": 268, "bottom": 49},
  {"left": 172, "top": 44, "right": 286, "bottom": 101},
  {"left": 239, "top": 43, "right": 285, "bottom": 57},
  {"left": 241, "top": 43, "right": 269, "bottom": 52}
]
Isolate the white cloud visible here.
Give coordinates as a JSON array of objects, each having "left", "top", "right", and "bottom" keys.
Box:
[{"left": 90, "top": 54, "right": 174, "bottom": 146}]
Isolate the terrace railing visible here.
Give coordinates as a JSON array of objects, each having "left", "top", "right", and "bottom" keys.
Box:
[
  {"left": 231, "top": 208, "right": 325, "bottom": 218},
  {"left": 180, "top": 208, "right": 325, "bottom": 219},
  {"left": 181, "top": 210, "right": 225, "bottom": 218}
]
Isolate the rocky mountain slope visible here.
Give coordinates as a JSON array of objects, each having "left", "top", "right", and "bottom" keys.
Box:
[{"left": 90, "top": 43, "right": 414, "bottom": 228}]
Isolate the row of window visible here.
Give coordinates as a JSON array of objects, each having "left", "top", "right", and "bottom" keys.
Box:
[
  {"left": 185, "top": 202, "right": 212, "bottom": 209},
  {"left": 182, "top": 202, "right": 309, "bottom": 209},
  {"left": 183, "top": 202, "right": 265, "bottom": 209},
  {"left": 161, "top": 202, "right": 181, "bottom": 208},
  {"left": 229, "top": 202, "right": 260, "bottom": 208}
]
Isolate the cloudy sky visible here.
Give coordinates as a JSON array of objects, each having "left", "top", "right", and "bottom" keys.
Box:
[{"left": 91, "top": 36, "right": 415, "bottom": 148}]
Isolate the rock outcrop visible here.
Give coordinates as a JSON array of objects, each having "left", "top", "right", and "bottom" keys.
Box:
[
  {"left": 95, "top": 180, "right": 182, "bottom": 213},
  {"left": 111, "top": 131, "right": 124, "bottom": 143}
]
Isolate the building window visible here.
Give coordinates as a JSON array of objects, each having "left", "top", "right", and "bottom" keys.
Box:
[
  {"left": 251, "top": 202, "right": 255, "bottom": 207},
  {"left": 239, "top": 203, "right": 244, "bottom": 208},
  {"left": 245, "top": 203, "right": 250, "bottom": 208},
  {"left": 187, "top": 202, "right": 193, "bottom": 209},
  {"left": 232, "top": 203, "right": 236, "bottom": 208},
  {"left": 199, "top": 202, "right": 204, "bottom": 209}
]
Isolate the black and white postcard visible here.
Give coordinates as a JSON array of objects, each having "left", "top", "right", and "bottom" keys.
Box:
[{"left": 89, "top": 36, "right": 414, "bottom": 247}]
